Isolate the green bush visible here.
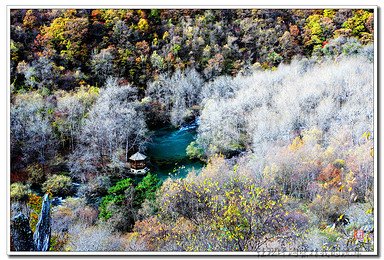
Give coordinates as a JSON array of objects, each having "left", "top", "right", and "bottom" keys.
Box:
[
  {"left": 10, "top": 183, "right": 30, "bottom": 202},
  {"left": 42, "top": 174, "right": 72, "bottom": 196},
  {"left": 99, "top": 174, "right": 161, "bottom": 232},
  {"left": 135, "top": 172, "right": 162, "bottom": 207},
  {"left": 108, "top": 178, "right": 134, "bottom": 195},
  {"left": 100, "top": 178, "right": 134, "bottom": 221},
  {"left": 186, "top": 141, "right": 204, "bottom": 160}
]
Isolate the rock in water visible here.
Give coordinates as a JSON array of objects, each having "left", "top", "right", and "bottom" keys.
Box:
[
  {"left": 10, "top": 213, "right": 35, "bottom": 251},
  {"left": 33, "top": 193, "right": 51, "bottom": 251}
]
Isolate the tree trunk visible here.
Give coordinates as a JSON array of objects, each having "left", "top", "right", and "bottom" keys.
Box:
[
  {"left": 33, "top": 193, "right": 51, "bottom": 251},
  {"left": 125, "top": 137, "right": 129, "bottom": 162},
  {"left": 11, "top": 194, "right": 52, "bottom": 251}
]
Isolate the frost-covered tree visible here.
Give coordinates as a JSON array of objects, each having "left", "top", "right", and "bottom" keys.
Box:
[
  {"left": 112, "top": 20, "right": 133, "bottom": 49},
  {"left": 197, "top": 98, "right": 247, "bottom": 157},
  {"left": 195, "top": 54, "right": 373, "bottom": 157},
  {"left": 16, "top": 49, "right": 59, "bottom": 90},
  {"left": 90, "top": 48, "right": 116, "bottom": 85},
  {"left": 146, "top": 68, "right": 203, "bottom": 126},
  {"left": 10, "top": 92, "right": 57, "bottom": 173},
  {"left": 55, "top": 86, "right": 99, "bottom": 152},
  {"left": 70, "top": 78, "right": 148, "bottom": 178}
]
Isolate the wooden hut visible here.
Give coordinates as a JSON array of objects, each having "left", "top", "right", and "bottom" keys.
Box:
[{"left": 128, "top": 152, "right": 149, "bottom": 175}]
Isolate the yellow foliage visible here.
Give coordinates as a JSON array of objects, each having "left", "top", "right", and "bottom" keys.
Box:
[
  {"left": 345, "top": 171, "right": 355, "bottom": 185},
  {"left": 289, "top": 136, "right": 304, "bottom": 151},
  {"left": 163, "top": 31, "right": 169, "bottom": 41},
  {"left": 138, "top": 18, "right": 149, "bottom": 31},
  {"left": 262, "top": 166, "right": 270, "bottom": 177},
  {"left": 302, "top": 126, "right": 323, "bottom": 145}
]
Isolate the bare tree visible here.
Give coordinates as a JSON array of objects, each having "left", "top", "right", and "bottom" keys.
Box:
[
  {"left": 10, "top": 92, "right": 57, "bottom": 173},
  {"left": 90, "top": 48, "right": 116, "bottom": 85},
  {"left": 146, "top": 68, "right": 203, "bottom": 126},
  {"left": 70, "top": 79, "right": 148, "bottom": 177}
]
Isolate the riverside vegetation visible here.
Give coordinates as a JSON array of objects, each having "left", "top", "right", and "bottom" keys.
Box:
[{"left": 10, "top": 8, "right": 374, "bottom": 252}]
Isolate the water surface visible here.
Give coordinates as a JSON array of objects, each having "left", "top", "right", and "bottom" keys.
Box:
[{"left": 146, "top": 119, "right": 204, "bottom": 180}]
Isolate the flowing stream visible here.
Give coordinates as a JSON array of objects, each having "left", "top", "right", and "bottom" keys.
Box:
[{"left": 146, "top": 119, "right": 204, "bottom": 180}]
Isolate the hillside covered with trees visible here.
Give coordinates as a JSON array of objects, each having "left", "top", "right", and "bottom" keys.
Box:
[{"left": 10, "top": 8, "right": 374, "bottom": 253}]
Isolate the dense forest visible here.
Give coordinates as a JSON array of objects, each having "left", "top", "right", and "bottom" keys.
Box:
[{"left": 10, "top": 8, "right": 374, "bottom": 253}]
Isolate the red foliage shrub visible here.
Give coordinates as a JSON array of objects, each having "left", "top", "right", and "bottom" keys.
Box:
[
  {"left": 318, "top": 164, "right": 342, "bottom": 188},
  {"left": 322, "top": 41, "right": 329, "bottom": 48},
  {"left": 10, "top": 170, "right": 29, "bottom": 183}
]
